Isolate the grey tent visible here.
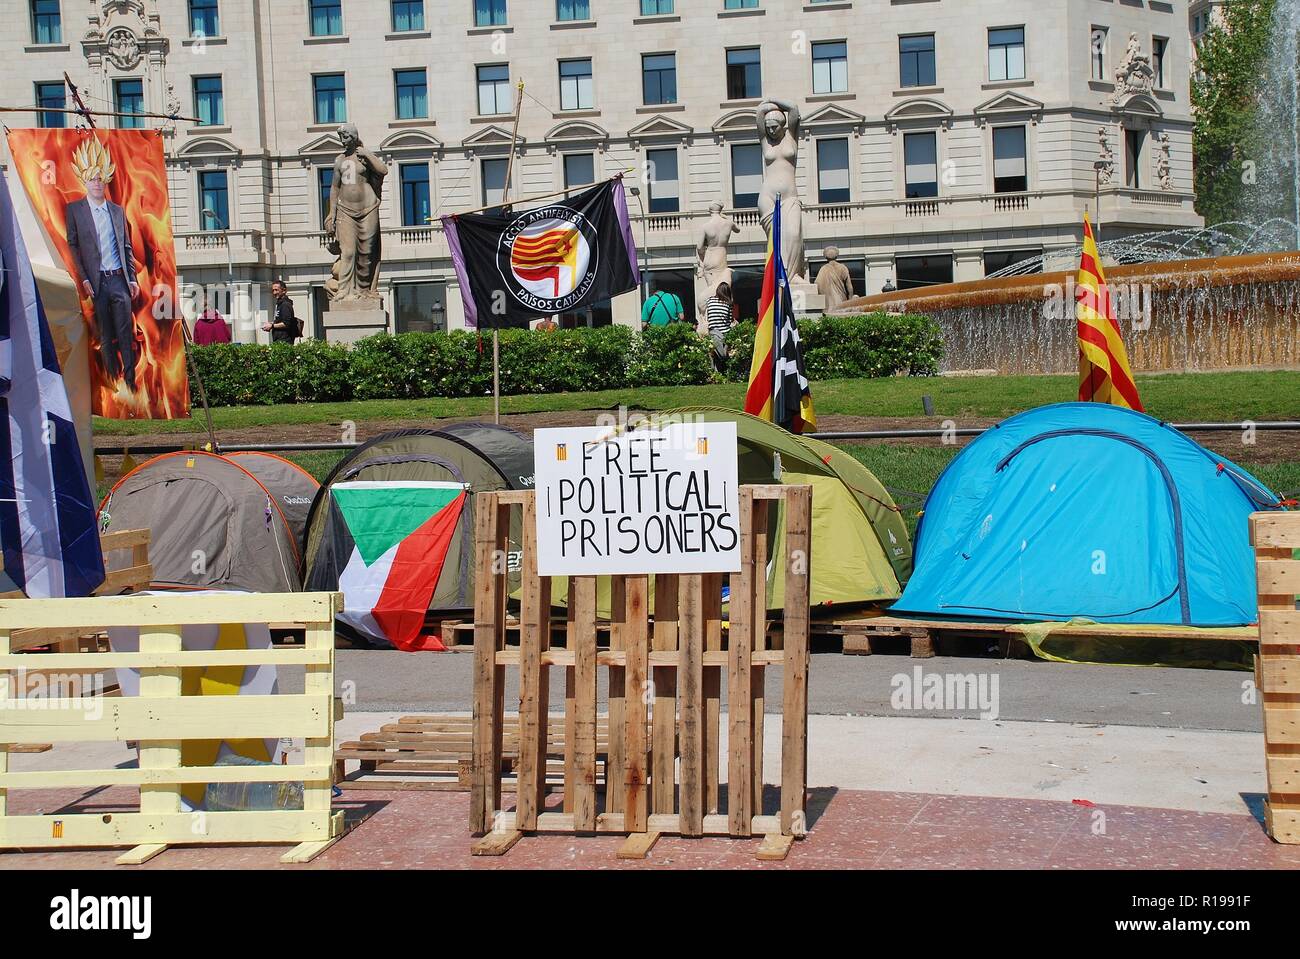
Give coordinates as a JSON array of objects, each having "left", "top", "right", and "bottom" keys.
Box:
[
  {"left": 225, "top": 451, "right": 321, "bottom": 546},
  {"left": 98, "top": 451, "right": 302, "bottom": 592},
  {"left": 302, "top": 424, "right": 533, "bottom": 614}
]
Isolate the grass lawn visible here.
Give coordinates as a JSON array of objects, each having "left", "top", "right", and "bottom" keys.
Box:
[{"left": 94, "top": 369, "right": 1300, "bottom": 436}]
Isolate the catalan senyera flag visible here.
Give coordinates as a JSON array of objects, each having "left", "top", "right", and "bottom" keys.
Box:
[
  {"left": 1076, "top": 214, "right": 1143, "bottom": 411},
  {"left": 744, "top": 197, "right": 816, "bottom": 433}
]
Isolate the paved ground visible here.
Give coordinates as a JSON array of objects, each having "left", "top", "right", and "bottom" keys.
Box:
[
  {"left": 2, "top": 784, "right": 1295, "bottom": 871},
  {"left": 318, "top": 648, "right": 1262, "bottom": 731}
]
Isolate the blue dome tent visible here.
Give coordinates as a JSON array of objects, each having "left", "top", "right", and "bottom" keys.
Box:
[{"left": 893, "top": 403, "right": 1282, "bottom": 627}]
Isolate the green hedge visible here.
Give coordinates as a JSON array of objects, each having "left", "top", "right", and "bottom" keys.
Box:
[
  {"left": 190, "top": 313, "right": 941, "bottom": 406},
  {"left": 723, "top": 312, "right": 943, "bottom": 382}
]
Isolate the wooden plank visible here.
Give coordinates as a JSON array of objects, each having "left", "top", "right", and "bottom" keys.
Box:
[
  {"left": 1252, "top": 512, "right": 1300, "bottom": 549},
  {"left": 1262, "top": 705, "right": 1300, "bottom": 745},
  {"left": 1256, "top": 560, "right": 1300, "bottom": 596},
  {"left": 1260, "top": 657, "right": 1300, "bottom": 693},
  {"left": 0, "top": 627, "right": 8, "bottom": 820},
  {"left": 493, "top": 649, "right": 785, "bottom": 668},
  {"left": 99, "top": 527, "right": 151, "bottom": 551},
  {"left": 1264, "top": 752, "right": 1300, "bottom": 793},
  {"left": 651, "top": 574, "right": 678, "bottom": 815},
  {"left": 514, "top": 494, "right": 548, "bottom": 831},
  {"left": 470, "top": 492, "right": 504, "bottom": 834},
  {"left": 301, "top": 617, "right": 336, "bottom": 824},
  {"left": 623, "top": 575, "right": 650, "bottom": 833},
  {"left": 0, "top": 648, "right": 332, "bottom": 671},
  {"left": 617, "top": 830, "right": 661, "bottom": 860},
  {"left": 1266, "top": 803, "right": 1300, "bottom": 844},
  {"left": 487, "top": 810, "right": 784, "bottom": 836},
  {"left": 0, "top": 592, "right": 338, "bottom": 631},
  {"left": 1260, "top": 610, "right": 1300, "bottom": 644},
  {"left": 781, "top": 485, "right": 812, "bottom": 837},
  {"left": 678, "top": 574, "right": 704, "bottom": 837},
  {"left": 752, "top": 497, "right": 769, "bottom": 817},
  {"left": 471, "top": 828, "right": 523, "bottom": 857},
  {"left": 1, "top": 764, "right": 332, "bottom": 790},
  {"left": 0, "top": 694, "right": 332, "bottom": 743},
  {"left": 0, "top": 809, "right": 335, "bottom": 847},
  {"left": 728, "top": 488, "right": 755, "bottom": 837},
  {"left": 703, "top": 571, "right": 723, "bottom": 815},
  {"left": 132, "top": 625, "right": 183, "bottom": 823},
  {"left": 606, "top": 576, "right": 626, "bottom": 815},
  {"left": 572, "top": 575, "right": 598, "bottom": 832},
  {"left": 756, "top": 832, "right": 795, "bottom": 862},
  {"left": 116, "top": 843, "right": 168, "bottom": 866}
]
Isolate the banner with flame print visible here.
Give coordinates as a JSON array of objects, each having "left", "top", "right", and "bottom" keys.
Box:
[{"left": 5, "top": 128, "right": 189, "bottom": 419}]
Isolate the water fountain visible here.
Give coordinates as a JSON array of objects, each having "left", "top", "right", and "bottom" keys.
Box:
[{"left": 836, "top": 2, "right": 1300, "bottom": 375}]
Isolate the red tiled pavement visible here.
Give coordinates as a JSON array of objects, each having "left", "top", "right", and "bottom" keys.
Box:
[{"left": 2, "top": 785, "right": 1299, "bottom": 870}]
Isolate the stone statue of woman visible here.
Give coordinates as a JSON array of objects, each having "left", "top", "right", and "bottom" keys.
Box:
[
  {"left": 325, "top": 123, "right": 388, "bottom": 302},
  {"left": 756, "top": 97, "right": 807, "bottom": 282}
]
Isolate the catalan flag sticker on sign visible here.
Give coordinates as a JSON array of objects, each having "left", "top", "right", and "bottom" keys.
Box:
[
  {"left": 697, "top": 438, "right": 709, "bottom": 455},
  {"left": 556, "top": 443, "right": 568, "bottom": 461},
  {"left": 52, "top": 820, "right": 64, "bottom": 839}
]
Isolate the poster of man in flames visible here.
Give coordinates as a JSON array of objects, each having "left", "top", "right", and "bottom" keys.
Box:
[{"left": 6, "top": 128, "right": 189, "bottom": 419}]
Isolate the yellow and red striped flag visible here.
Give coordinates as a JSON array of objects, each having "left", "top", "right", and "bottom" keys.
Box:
[
  {"left": 1076, "top": 214, "right": 1143, "bottom": 411},
  {"left": 744, "top": 199, "right": 815, "bottom": 432}
]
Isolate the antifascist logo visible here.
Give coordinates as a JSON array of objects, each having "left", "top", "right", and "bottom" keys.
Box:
[{"left": 497, "top": 205, "right": 601, "bottom": 313}]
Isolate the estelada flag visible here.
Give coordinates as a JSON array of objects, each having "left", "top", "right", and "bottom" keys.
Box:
[
  {"left": 5, "top": 129, "right": 189, "bottom": 420},
  {"left": 305, "top": 481, "right": 467, "bottom": 651},
  {"left": 744, "top": 197, "right": 816, "bottom": 433},
  {"left": 442, "top": 178, "right": 639, "bottom": 328},
  {"left": 1076, "top": 214, "right": 1143, "bottom": 411}
]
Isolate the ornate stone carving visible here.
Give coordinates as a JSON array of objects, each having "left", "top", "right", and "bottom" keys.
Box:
[
  {"left": 1096, "top": 127, "right": 1115, "bottom": 185},
  {"left": 1111, "top": 32, "right": 1155, "bottom": 103},
  {"left": 106, "top": 26, "right": 142, "bottom": 69},
  {"left": 1155, "top": 132, "right": 1173, "bottom": 190}
]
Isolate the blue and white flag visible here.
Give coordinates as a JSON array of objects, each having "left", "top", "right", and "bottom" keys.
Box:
[{"left": 0, "top": 170, "right": 104, "bottom": 597}]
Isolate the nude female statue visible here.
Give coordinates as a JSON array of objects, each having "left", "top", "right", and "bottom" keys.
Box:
[{"left": 756, "top": 98, "right": 807, "bottom": 282}]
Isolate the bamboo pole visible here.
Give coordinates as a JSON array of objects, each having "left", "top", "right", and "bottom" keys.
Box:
[{"left": 491, "top": 81, "right": 526, "bottom": 426}]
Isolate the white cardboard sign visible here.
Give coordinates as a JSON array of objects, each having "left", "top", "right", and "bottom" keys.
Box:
[{"left": 533, "top": 420, "right": 741, "bottom": 576}]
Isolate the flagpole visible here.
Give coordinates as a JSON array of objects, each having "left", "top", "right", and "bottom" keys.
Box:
[{"left": 493, "top": 81, "right": 525, "bottom": 426}]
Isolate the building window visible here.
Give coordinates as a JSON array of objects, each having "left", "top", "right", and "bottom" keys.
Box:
[
  {"left": 317, "top": 167, "right": 333, "bottom": 229},
  {"left": 400, "top": 163, "right": 431, "bottom": 226},
  {"left": 816, "top": 138, "right": 849, "bottom": 204},
  {"left": 193, "top": 75, "right": 224, "bottom": 126},
  {"left": 992, "top": 126, "right": 1027, "bottom": 193},
  {"left": 189, "top": 0, "right": 220, "bottom": 37},
  {"left": 392, "top": 0, "right": 424, "bottom": 31},
  {"left": 310, "top": 0, "right": 342, "bottom": 36},
  {"left": 114, "top": 78, "right": 145, "bottom": 129},
  {"left": 903, "top": 131, "right": 938, "bottom": 198},
  {"left": 643, "top": 53, "right": 677, "bottom": 105},
  {"left": 35, "top": 81, "right": 65, "bottom": 128},
  {"left": 988, "top": 27, "right": 1025, "bottom": 82},
  {"left": 726, "top": 47, "right": 762, "bottom": 100},
  {"left": 731, "top": 143, "right": 762, "bottom": 208},
  {"left": 557, "top": 0, "right": 589, "bottom": 20},
  {"left": 564, "top": 153, "right": 595, "bottom": 189},
  {"left": 895, "top": 254, "right": 953, "bottom": 290},
  {"left": 313, "top": 73, "right": 346, "bottom": 123},
  {"left": 725, "top": 0, "right": 759, "bottom": 8},
  {"left": 1090, "top": 27, "right": 1107, "bottom": 81},
  {"left": 477, "top": 64, "right": 510, "bottom": 115},
  {"left": 481, "top": 157, "right": 510, "bottom": 206},
  {"left": 1152, "top": 36, "right": 1167, "bottom": 87},
  {"left": 641, "top": 0, "right": 673, "bottom": 13},
  {"left": 559, "top": 58, "right": 593, "bottom": 111},
  {"left": 475, "top": 0, "right": 507, "bottom": 27},
  {"left": 983, "top": 249, "right": 1041, "bottom": 276},
  {"left": 1125, "top": 128, "right": 1145, "bottom": 189},
  {"left": 900, "top": 34, "right": 936, "bottom": 88},
  {"left": 30, "top": 0, "right": 61, "bottom": 44},
  {"left": 198, "top": 170, "right": 229, "bottom": 230},
  {"left": 812, "top": 41, "right": 848, "bottom": 95},
  {"left": 646, "top": 148, "right": 679, "bottom": 212},
  {"left": 394, "top": 68, "right": 428, "bottom": 119},
  {"left": 394, "top": 282, "right": 447, "bottom": 333}
]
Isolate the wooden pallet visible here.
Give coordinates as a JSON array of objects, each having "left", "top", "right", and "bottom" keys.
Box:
[
  {"left": 334, "top": 714, "right": 623, "bottom": 792},
  {"left": 833, "top": 615, "right": 1015, "bottom": 659},
  {"left": 437, "top": 619, "right": 614, "bottom": 649}
]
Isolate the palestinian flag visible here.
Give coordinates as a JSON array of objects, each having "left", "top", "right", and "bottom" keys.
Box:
[{"left": 306, "top": 481, "right": 467, "bottom": 651}]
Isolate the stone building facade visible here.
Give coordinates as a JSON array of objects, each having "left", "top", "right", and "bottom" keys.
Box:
[{"left": 4, "top": 0, "right": 1202, "bottom": 339}]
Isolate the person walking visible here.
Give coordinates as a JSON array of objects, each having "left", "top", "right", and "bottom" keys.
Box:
[
  {"left": 262, "top": 280, "right": 301, "bottom": 343},
  {"left": 704, "top": 281, "right": 735, "bottom": 373},
  {"left": 640, "top": 288, "right": 684, "bottom": 328},
  {"left": 192, "top": 295, "right": 232, "bottom": 345}
]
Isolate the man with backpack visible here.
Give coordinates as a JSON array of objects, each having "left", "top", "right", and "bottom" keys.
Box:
[
  {"left": 263, "top": 279, "right": 303, "bottom": 342},
  {"left": 640, "top": 288, "right": 685, "bottom": 328}
]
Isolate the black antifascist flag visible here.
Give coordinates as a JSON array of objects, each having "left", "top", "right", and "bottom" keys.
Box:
[{"left": 443, "top": 178, "right": 640, "bottom": 328}]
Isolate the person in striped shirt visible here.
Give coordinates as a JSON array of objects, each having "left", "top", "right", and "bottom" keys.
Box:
[{"left": 704, "top": 281, "right": 735, "bottom": 372}]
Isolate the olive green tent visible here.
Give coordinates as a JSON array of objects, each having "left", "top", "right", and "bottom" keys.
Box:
[{"left": 550, "top": 408, "right": 912, "bottom": 613}]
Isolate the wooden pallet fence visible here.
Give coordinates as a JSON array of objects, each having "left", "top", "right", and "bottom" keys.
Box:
[
  {"left": 471, "top": 485, "right": 811, "bottom": 858},
  {"left": 1251, "top": 512, "right": 1300, "bottom": 844},
  {"left": 0, "top": 591, "right": 345, "bottom": 864}
]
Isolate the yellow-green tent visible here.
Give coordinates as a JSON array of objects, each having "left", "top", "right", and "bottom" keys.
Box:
[{"left": 548, "top": 408, "right": 911, "bottom": 614}]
